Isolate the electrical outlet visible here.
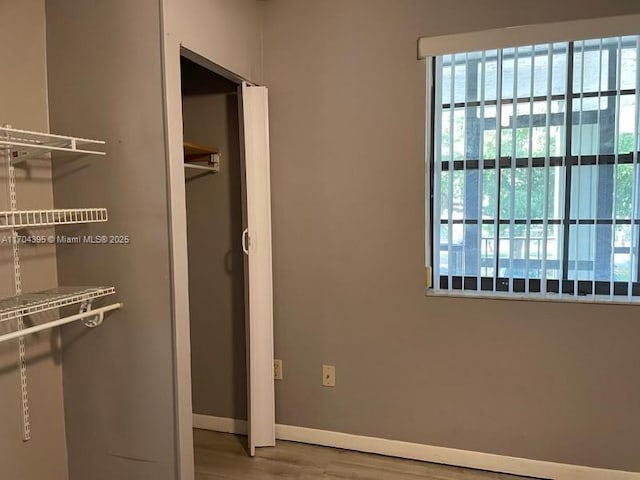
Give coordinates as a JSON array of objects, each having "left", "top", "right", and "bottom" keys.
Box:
[
  {"left": 322, "top": 365, "right": 335, "bottom": 387},
  {"left": 274, "top": 359, "right": 283, "bottom": 380}
]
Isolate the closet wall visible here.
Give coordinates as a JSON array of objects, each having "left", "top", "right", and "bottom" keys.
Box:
[
  {"left": 182, "top": 60, "right": 247, "bottom": 421},
  {"left": 0, "top": 1, "right": 67, "bottom": 479},
  {"left": 46, "top": 1, "right": 176, "bottom": 479},
  {"left": 43, "top": 0, "right": 264, "bottom": 479}
]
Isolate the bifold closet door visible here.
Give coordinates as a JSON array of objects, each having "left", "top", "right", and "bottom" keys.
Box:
[{"left": 239, "top": 82, "right": 276, "bottom": 456}]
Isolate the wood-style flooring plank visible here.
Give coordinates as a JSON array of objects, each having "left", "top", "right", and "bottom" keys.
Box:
[{"left": 194, "top": 429, "right": 541, "bottom": 480}]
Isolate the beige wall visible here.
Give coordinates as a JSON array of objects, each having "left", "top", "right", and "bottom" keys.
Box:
[
  {"left": 182, "top": 61, "right": 247, "bottom": 421},
  {"left": 262, "top": 0, "right": 640, "bottom": 472},
  {"left": 0, "top": 1, "right": 68, "bottom": 479},
  {"left": 46, "top": 0, "right": 177, "bottom": 479}
]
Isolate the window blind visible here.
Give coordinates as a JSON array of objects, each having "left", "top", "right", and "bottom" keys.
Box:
[{"left": 431, "top": 35, "right": 640, "bottom": 298}]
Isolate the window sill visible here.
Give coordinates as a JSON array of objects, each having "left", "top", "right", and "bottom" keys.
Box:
[{"left": 425, "top": 288, "right": 640, "bottom": 306}]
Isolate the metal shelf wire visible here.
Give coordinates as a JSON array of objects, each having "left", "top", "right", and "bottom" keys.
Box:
[
  {"left": 0, "top": 126, "right": 105, "bottom": 162},
  {"left": 0, "top": 124, "right": 116, "bottom": 441},
  {"left": 0, "top": 286, "right": 116, "bottom": 324},
  {"left": 0, "top": 208, "right": 108, "bottom": 229}
]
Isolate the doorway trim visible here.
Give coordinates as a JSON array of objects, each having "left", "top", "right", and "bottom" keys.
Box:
[
  {"left": 180, "top": 48, "right": 250, "bottom": 85},
  {"left": 160, "top": 29, "right": 272, "bottom": 478},
  {"left": 160, "top": 35, "right": 195, "bottom": 480}
]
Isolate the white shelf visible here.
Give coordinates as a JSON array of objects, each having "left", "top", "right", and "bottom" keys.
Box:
[
  {"left": 0, "top": 208, "right": 108, "bottom": 229},
  {"left": 0, "top": 126, "right": 105, "bottom": 162},
  {"left": 0, "top": 286, "right": 116, "bottom": 324}
]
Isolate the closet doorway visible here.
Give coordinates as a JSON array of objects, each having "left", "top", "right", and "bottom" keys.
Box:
[
  {"left": 182, "top": 55, "right": 247, "bottom": 438},
  {"left": 178, "top": 53, "right": 275, "bottom": 461}
]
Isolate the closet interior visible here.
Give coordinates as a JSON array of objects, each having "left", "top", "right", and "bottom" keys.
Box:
[{"left": 181, "top": 57, "right": 248, "bottom": 433}]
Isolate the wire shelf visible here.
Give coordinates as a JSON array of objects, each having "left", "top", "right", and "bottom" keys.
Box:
[
  {"left": 0, "top": 208, "right": 108, "bottom": 229},
  {"left": 0, "top": 286, "right": 116, "bottom": 323},
  {"left": 0, "top": 126, "right": 105, "bottom": 161}
]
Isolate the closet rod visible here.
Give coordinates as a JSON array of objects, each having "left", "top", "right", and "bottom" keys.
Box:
[
  {"left": 184, "top": 163, "right": 218, "bottom": 172},
  {"left": 0, "top": 302, "right": 123, "bottom": 344}
]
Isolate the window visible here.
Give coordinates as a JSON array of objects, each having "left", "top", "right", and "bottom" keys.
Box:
[{"left": 430, "top": 36, "right": 640, "bottom": 297}]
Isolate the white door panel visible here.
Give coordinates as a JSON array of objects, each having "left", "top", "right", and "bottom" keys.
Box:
[{"left": 239, "top": 82, "right": 275, "bottom": 455}]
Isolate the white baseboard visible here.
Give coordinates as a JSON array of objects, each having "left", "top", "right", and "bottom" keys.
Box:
[
  {"left": 192, "top": 415, "right": 640, "bottom": 480},
  {"left": 193, "top": 414, "right": 247, "bottom": 435}
]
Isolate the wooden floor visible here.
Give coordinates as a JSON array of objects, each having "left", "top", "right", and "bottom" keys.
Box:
[{"left": 194, "top": 429, "right": 538, "bottom": 480}]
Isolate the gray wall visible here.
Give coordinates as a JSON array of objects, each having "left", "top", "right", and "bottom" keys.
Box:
[
  {"left": 262, "top": 0, "right": 640, "bottom": 472},
  {"left": 162, "top": 0, "right": 263, "bottom": 83},
  {"left": 0, "top": 1, "right": 68, "bottom": 479},
  {"left": 182, "top": 60, "right": 247, "bottom": 421},
  {"left": 46, "top": 1, "right": 177, "bottom": 479}
]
